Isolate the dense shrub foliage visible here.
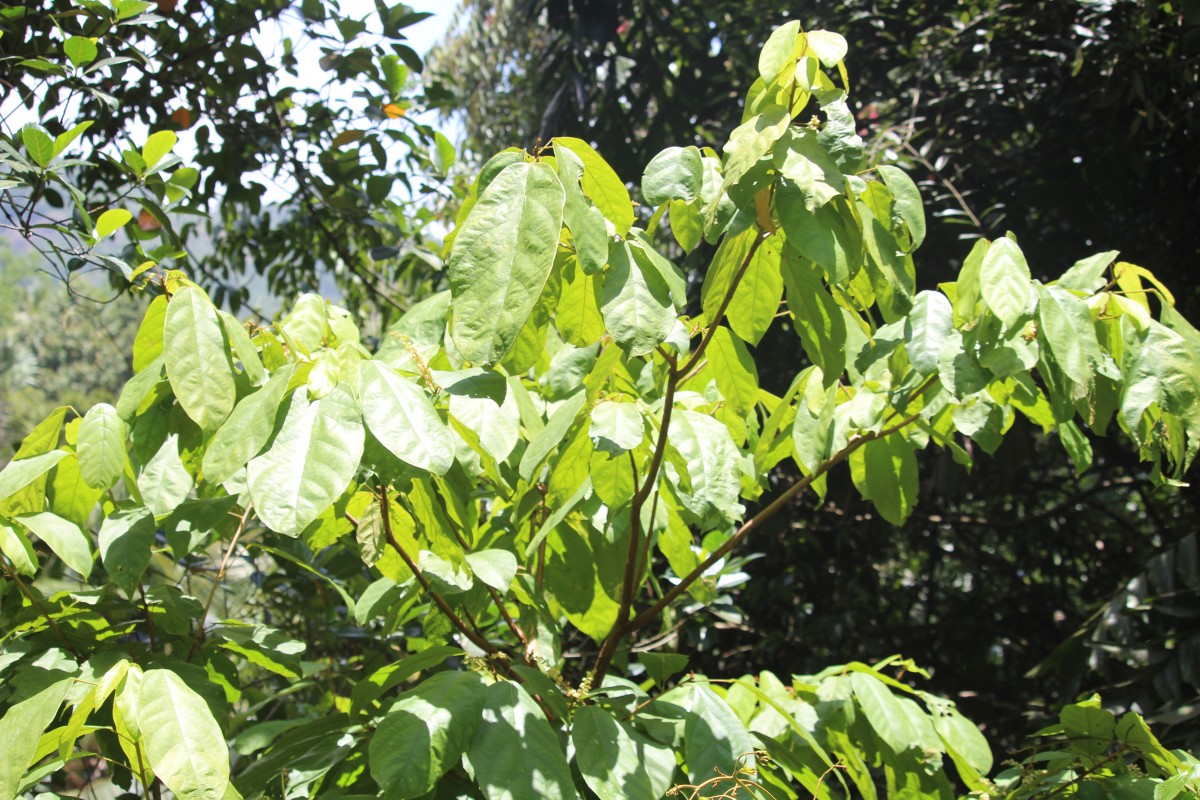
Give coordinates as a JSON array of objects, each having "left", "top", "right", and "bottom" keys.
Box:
[{"left": 2, "top": 19, "right": 1200, "bottom": 800}]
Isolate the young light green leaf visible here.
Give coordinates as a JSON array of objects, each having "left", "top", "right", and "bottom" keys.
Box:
[
  {"left": 709, "top": 327, "right": 759, "bottom": 414},
  {"left": 164, "top": 286, "right": 236, "bottom": 433},
  {"left": 806, "top": 30, "right": 849, "bottom": 67},
  {"left": 132, "top": 295, "right": 168, "bottom": 374},
  {"left": 905, "top": 291, "right": 954, "bottom": 376},
  {"left": 18, "top": 511, "right": 92, "bottom": 579},
  {"left": 727, "top": 233, "right": 783, "bottom": 345},
  {"left": 0, "top": 679, "right": 71, "bottom": 800},
  {"left": 139, "top": 434, "right": 194, "bottom": 517},
  {"left": 781, "top": 251, "right": 846, "bottom": 382},
  {"left": 0, "top": 520, "right": 38, "bottom": 577},
  {"left": 848, "top": 433, "right": 919, "bottom": 526},
  {"left": 448, "top": 161, "right": 565, "bottom": 365},
  {"left": 359, "top": 361, "right": 455, "bottom": 475},
  {"left": 589, "top": 400, "right": 644, "bottom": 453},
  {"left": 980, "top": 237, "right": 1033, "bottom": 331},
  {"left": 773, "top": 129, "right": 843, "bottom": 212},
  {"left": 717, "top": 106, "right": 790, "bottom": 202},
  {"left": 248, "top": 384, "right": 365, "bottom": 535},
  {"left": 370, "top": 671, "right": 488, "bottom": 800},
  {"left": 642, "top": 146, "right": 704, "bottom": 207},
  {"left": 137, "top": 669, "right": 230, "bottom": 800},
  {"left": 64, "top": 36, "right": 98, "bottom": 67},
  {"left": 555, "top": 145, "right": 610, "bottom": 275},
  {"left": 555, "top": 256, "right": 605, "bottom": 346},
  {"left": 850, "top": 671, "right": 923, "bottom": 755},
  {"left": 22, "top": 125, "right": 54, "bottom": 167},
  {"left": 877, "top": 165, "right": 926, "bottom": 252},
  {"left": 669, "top": 409, "right": 743, "bottom": 525},
  {"left": 776, "top": 193, "right": 862, "bottom": 285},
  {"left": 932, "top": 706, "right": 993, "bottom": 777},
  {"left": 519, "top": 391, "right": 587, "bottom": 482},
  {"left": 141, "top": 130, "right": 177, "bottom": 169},
  {"left": 1037, "top": 284, "right": 1102, "bottom": 400},
  {"left": 1058, "top": 250, "right": 1118, "bottom": 294},
  {"left": 95, "top": 208, "right": 132, "bottom": 240},
  {"left": 467, "top": 681, "right": 581, "bottom": 800},
  {"left": 599, "top": 240, "right": 675, "bottom": 357},
  {"left": 758, "top": 20, "right": 801, "bottom": 83},
  {"left": 572, "top": 706, "right": 676, "bottom": 800},
  {"left": 0, "top": 449, "right": 68, "bottom": 499},
  {"left": 53, "top": 120, "right": 94, "bottom": 156},
  {"left": 465, "top": 549, "right": 518, "bottom": 592},
  {"left": 202, "top": 367, "right": 293, "bottom": 486},
  {"left": 98, "top": 506, "right": 155, "bottom": 594},
  {"left": 553, "top": 136, "right": 634, "bottom": 235}
]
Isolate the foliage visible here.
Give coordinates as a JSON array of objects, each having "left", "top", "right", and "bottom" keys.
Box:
[
  {"left": 2, "top": 19, "right": 1200, "bottom": 800},
  {"left": 0, "top": 0, "right": 450, "bottom": 311},
  {"left": 430, "top": 1, "right": 1200, "bottom": 737}
]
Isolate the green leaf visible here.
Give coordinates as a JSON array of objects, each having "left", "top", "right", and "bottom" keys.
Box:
[
  {"left": 669, "top": 682, "right": 758, "bottom": 785},
  {"left": 555, "top": 146, "right": 609, "bottom": 276},
  {"left": 217, "top": 311, "right": 265, "bottom": 385},
  {"left": 642, "top": 146, "right": 703, "bottom": 206},
  {"left": 599, "top": 239, "right": 675, "bottom": 357},
  {"left": 1058, "top": 250, "right": 1118, "bottom": 294},
  {"left": 553, "top": 136, "right": 634, "bottom": 235},
  {"left": 164, "top": 286, "right": 236, "bottom": 433},
  {"left": 727, "top": 234, "right": 783, "bottom": 345},
  {"left": 980, "top": 237, "right": 1033, "bottom": 331},
  {"left": 49, "top": 455, "right": 103, "bottom": 528},
  {"left": 572, "top": 706, "right": 676, "bottom": 800},
  {"left": 202, "top": 367, "right": 293, "bottom": 486},
  {"left": 758, "top": 21, "right": 801, "bottom": 83},
  {"left": 931, "top": 706, "right": 993, "bottom": 777},
  {"left": 64, "top": 36, "right": 97, "bottom": 67},
  {"left": 640, "top": 652, "right": 690, "bottom": 687},
  {"left": 53, "top": 120, "right": 94, "bottom": 156},
  {"left": 95, "top": 208, "right": 132, "bottom": 239},
  {"left": 629, "top": 233, "right": 689, "bottom": 310},
  {"left": 555, "top": 256, "right": 605, "bottom": 346},
  {"left": 806, "top": 30, "right": 849, "bottom": 67},
  {"left": 773, "top": 128, "right": 842, "bottom": 212},
  {"left": 18, "top": 511, "right": 92, "bottom": 579},
  {"left": 77, "top": 403, "right": 127, "bottom": 491},
  {"left": 708, "top": 327, "right": 759, "bottom": 414},
  {"left": 132, "top": 295, "right": 168, "bottom": 373},
  {"left": 589, "top": 401, "right": 644, "bottom": 453},
  {"left": 0, "top": 519, "right": 38, "bottom": 576},
  {"left": 669, "top": 409, "right": 742, "bottom": 525},
  {"left": 781, "top": 252, "right": 846, "bottom": 382},
  {"left": 137, "top": 669, "right": 230, "bottom": 800},
  {"left": 467, "top": 681, "right": 580, "bottom": 800},
  {"left": 350, "top": 645, "right": 465, "bottom": 715},
  {"left": 519, "top": 390, "right": 586, "bottom": 482},
  {"left": 0, "top": 679, "right": 71, "bottom": 800},
  {"left": 359, "top": 361, "right": 455, "bottom": 475},
  {"left": 1037, "top": 284, "right": 1102, "bottom": 400},
  {"left": 904, "top": 291, "right": 954, "bottom": 376},
  {"left": 22, "top": 125, "right": 54, "bottom": 167},
  {"left": 877, "top": 165, "right": 926, "bottom": 252},
  {"left": 140, "top": 434, "right": 194, "bottom": 517},
  {"left": 465, "top": 549, "right": 518, "bottom": 592},
  {"left": 98, "top": 506, "right": 155, "bottom": 594},
  {"left": 370, "top": 671, "right": 488, "bottom": 800},
  {"left": 247, "top": 384, "right": 365, "bottom": 535},
  {"left": 141, "top": 130, "right": 177, "bottom": 169},
  {"left": 0, "top": 450, "right": 68, "bottom": 500},
  {"left": 717, "top": 106, "right": 790, "bottom": 205},
  {"left": 777, "top": 194, "right": 862, "bottom": 285},
  {"left": 448, "top": 161, "right": 565, "bottom": 365},
  {"left": 849, "top": 671, "right": 923, "bottom": 755},
  {"left": 848, "top": 433, "right": 919, "bottom": 526}
]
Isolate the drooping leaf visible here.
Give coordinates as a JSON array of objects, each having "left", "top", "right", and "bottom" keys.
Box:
[
  {"left": 726, "top": 234, "right": 783, "bottom": 345},
  {"left": 19, "top": 511, "right": 92, "bottom": 579},
  {"left": 164, "top": 286, "right": 236, "bottom": 433},
  {"left": 777, "top": 193, "right": 862, "bottom": 285},
  {"left": 669, "top": 410, "right": 743, "bottom": 525},
  {"left": 467, "top": 681, "right": 580, "bottom": 800},
  {"left": 359, "top": 361, "right": 455, "bottom": 475},
  {"left": 0, "top": 519, "right": 38, "bottom": 577},
  {"left": 600, "top": 240, "right": 675, "bottom": 357},
  {"left": 77, "top": 403, "right": 128, "bottom": 490},
  {"left": 370, "top": 671, "right": 488, "bottom": 800},
  {"left": 519, "top": 390, "right": 586, "bottom": 483},
  {"left": 848, "top": 433, "right": 919, "bottom": 526},
  {"left": 98, "top": 506, "right": 156, "bottom": 594},
  {"left": 555, "top": 145, "right": 609, "bottom": 276},
  {"left": 137, "top": 669, "right": 230, "bottom": 800},
  {"left": 572, "top": 706, "right": 676, "bottom": 800},
  {"left": 140, "top": 434, "right": 194, "bottom": 517},
  {"left": 247, "top": 384, "right": 365, "bottom": 535},
  {"left": 465, "top": 549, "right": 518, "bottom": 592},
  {"left": 849, "top": 671, "right": 923, "bottom": 755},
  {"left": 904, "top": 291, "right": 954, "bottom": 376},
  {"left": 449, "top": 161, "right": 565, "bottom": 365},
  {"left": 202, "top": 367, "right": 293, "bottom": 486},
  {"left": 553, "top": 136, "right": 634, "bottom": 235},
  {"left": 877, "top": 165, "right": 926, "bottom": 252}
]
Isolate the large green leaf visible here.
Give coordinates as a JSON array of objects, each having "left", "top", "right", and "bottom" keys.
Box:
[
  {"left": 980, "top": 237, "right": 1033, "bottom": 331},
  {"left": 708, "top": 327, "right": 759, "bottom": 414},
  {"left": 572, "top": 706, "right": 676, "bottom": 800},
  {"left": 773, "top": 129, "right": 842, "bottom": 212},
  {"left": 467, "top": 681, "right": 580, "bottom": 800},
  {"left": 848, "top": 433, "right": 919, "bottom": 526},
  {"left": 849, "top": 671, "right": 923, "bottom": 756},
  {"left": 904, "top": 291, "right": 954, "bottom": 376},
  {"left": 931, "top": 706, "right": 993, "bottom": 778},
  {"left": 555, "top": 145, "right": 611, "bottom": 276},
  {"left": 642, "top": 146, "right": 704, "bottom": 207},
  {"left": 600, "top": 240, "right": 675, "bottom": 357},
  {"left": 726, "top": 234, "right": 783, "bottom": 345},
  {"left": 553, "top": 136, "right": 634, "bottom": 235},
  {"left": 202, "top": 367, "right": 293, "bottom": 486},
  {"left": 0, "top": 449, "right": 67, "bottom": 500},
  {"left": 77, "top": 403, "right": 128, "bottom": 491},
  {"left": 99, "top": 506, "right": 156, "bottom": 595},
  {"left": 369, "top": 670, "right": 487, "bottom": 799},
  {"left": 777, "top": 193, "right": 862, "bottom": 285},
  {"left": 555, "top": 256, "right": 606, "bottom": 346},
  {"left": 0, "top": 520, "right": 38, "bottom": 576},
  {"left": 1037, "top": 284, "right": 1102, "bottom": 400},
  {"left": 359, "top": 361, "right": 455, "bottom": 475},
  {"left": 140, "top": 434, "right": 195, "bottom": 517},
  {"left": 589, "top": 400, "right": 644, "bottom": 453},
  {"left": 247, "top": 384, "right": 365, "bottom": 535},
  {"left": 876, "top": 165, "right": 926, "bottom": 252},
  {"left": 781, "top": 251, "right": 846, "bottom": 382},
  {"left": 519, "top": 390, "right": 587, "bottom": 482},
  {"left": 137, "top": 669, "right": 230, "bottom": 800},
  {"left": 18, "top": 511, "right": 92, "bottom": 579},
  {"left": 0, "top": 679, "right": 71, "bottom": 800},
  {"left": 164, "top": 286, "right": 236, "bottom": 432},
  {"left": 448, "top": 161, "right": 565, "bottom": 365},
  {"left": 660, "top": 682, "right": 757, "bottom": 785},
  {"left": 669, "top": 410, "right": 743, "bottom": 526}
]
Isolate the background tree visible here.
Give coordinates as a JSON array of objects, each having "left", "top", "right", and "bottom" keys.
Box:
[{"left": 430, "top": 0, "right": 1200, "bottom": 747}]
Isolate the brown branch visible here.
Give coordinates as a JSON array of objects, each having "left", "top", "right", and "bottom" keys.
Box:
[{"left": 448, "top": 527, "right": 527, "bottom": 646}]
